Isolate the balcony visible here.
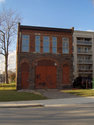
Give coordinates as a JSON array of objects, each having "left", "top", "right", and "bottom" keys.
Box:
[
  {"left": 77, "top": 60, "right": 93, "bottom": 64},
  {"left": 77, "top": 40, "right": 92, "bottom": 46},
  {"left": 77, "top": 51, "right": 92, "bottom": 55},
  {"left": 79, "top": 71, "right": 93, "bottom": 74},
  {"left": 78, "top": 68, "right": 92, "bottom": 71}
]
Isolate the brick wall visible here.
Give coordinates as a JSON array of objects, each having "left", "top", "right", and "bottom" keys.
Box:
[
  {"left": 16, "top": 24, "right": 73, "bottom": 89},
  {"left": 18, "top": 29, "right": 73, "bottom": 54}
]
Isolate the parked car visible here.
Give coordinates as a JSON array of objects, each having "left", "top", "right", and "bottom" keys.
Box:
[{"left": 73, "top": 76, "right": 92, "bottom": 89}]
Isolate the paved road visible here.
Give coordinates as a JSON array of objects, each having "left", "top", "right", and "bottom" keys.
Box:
[{"left": 0, "top": 103, "right": 94, "bottom": 125}]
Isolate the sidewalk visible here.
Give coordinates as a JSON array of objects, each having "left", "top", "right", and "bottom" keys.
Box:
[
  {"left": 19, "top": 89, "right": 80, "bottom": 99},
  {"left": 0, "top": 96, "right": 94, "bottom": 108}
]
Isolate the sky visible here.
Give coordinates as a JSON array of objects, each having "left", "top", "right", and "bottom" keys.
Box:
[
  {"left": 0, "top": 0, "right": 94, "bottom": 31},
  {"left": 0, "top": 0, "right": 94, "bottom": 72},
  {"left": 0, "top": 50, "right": 16, "bottom": 73}
]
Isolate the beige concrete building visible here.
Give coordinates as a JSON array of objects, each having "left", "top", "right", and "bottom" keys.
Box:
[{"left": 73, "top": 30, "right": 94, "bottom": 79}]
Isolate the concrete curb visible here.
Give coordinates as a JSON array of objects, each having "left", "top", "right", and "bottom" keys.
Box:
[
  {"left": 45, "top": 103, "right": 92, "bottom": 107},
  {"left": 0, "top": 103, "right": 92, "bottom": 108},
  {"left": 0, "top": 102, "right": 92, "bottom": 108},
  {"left": 0, "top": 104, "right": 44, "bottom": 108},
  {"left": 0, "top": 96, "right": 94, "bottom": 108}
]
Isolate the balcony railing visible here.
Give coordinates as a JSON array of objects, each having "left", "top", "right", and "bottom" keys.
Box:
[
  {"left": 77, "top": 51, "right": 92, "bottom": 54},
  {"left": 77, "top": 60, "right": 93, "bottom": 64},
  {"left": 79, "top": 71, "right": 92, "bottom": 74},
  {"left": 78, "top": 68, "right": 92, "bottom": 71},
  {"left": 77, "top": 40, "right": 92, "bottom": 45}
]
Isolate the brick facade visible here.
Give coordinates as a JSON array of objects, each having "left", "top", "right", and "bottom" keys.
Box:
[{"left": 16, "top": 23, "right": 74, "bottom": 89}]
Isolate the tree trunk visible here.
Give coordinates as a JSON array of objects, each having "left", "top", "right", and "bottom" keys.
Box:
[{"left": 5, "top": 54, "right": 9, "bottom": 84}]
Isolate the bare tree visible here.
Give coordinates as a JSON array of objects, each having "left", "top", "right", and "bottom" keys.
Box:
[{"left": 0, "top": 8, "right": 21, "bottom": 84}]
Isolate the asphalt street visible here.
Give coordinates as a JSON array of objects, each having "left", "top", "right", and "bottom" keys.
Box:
[{"left": 0, "top": 103, "right": 94, "bottom": 125}]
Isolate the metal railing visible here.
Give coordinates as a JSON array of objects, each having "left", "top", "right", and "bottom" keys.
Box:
[
  {"left": 77, "top": 60, "right": 92, "bottom": 64},
  {"left": 77, "top": 51, "right": 92, "bottom": 54},
  {"left": 77, "top": 40, "right": 92, "bottom": 45}
]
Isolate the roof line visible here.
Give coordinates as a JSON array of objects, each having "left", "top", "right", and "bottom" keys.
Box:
[{"left": 19, "top": 24, "right": 74, "bottom": 33}]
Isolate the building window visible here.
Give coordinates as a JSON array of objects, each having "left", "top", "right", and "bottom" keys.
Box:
[
  {"left": 78, "top": 47, "right": 81, "bottom": 53},
  {"left": 52, "top": 37, "right": 57, "bottom": 53},
  {"left": 85, "top": 47, "right": 88, "bottom": 53},
  {"left": 43, "top": 36, "right": 50, "bottom": 53},
  {"left": 22, "top": 35, "right": 29, "bottom": 52},
  {"left": 35, "top": 36, "right": 40, "bottom": 52},
  {"left": 62, "top": 37, "right": 69, "bottom": 54}
]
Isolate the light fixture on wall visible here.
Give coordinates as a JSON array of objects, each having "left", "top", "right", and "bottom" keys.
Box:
[{"left": 54, "top": 63, "right": 57, "bottom": 66}]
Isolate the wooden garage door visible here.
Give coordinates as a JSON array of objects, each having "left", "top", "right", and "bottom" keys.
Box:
[
  {"left": 63, "top": 65, "right": 70, "bottom": 84},
  {"left": 21, "top": 63, "right": 29, "bottom": 89},
  {"left": 35, "top": 66, "right": 56, "bottom": 89}
]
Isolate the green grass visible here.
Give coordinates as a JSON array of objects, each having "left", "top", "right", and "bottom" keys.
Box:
[
  {"left": 0, "top": 83, "right": 47, "bottom": 101},
  {"left": 0, "top": 83, "right": 16, "bottom": 90},
  {"left": 0, "top": 90, "right": 47, "bottom": 101},
  {"left": 61, "top": 89, "right": 94, "bottom": 97},
  {"left": 0, "top": 83, "right": 16, "bottom": 87}
]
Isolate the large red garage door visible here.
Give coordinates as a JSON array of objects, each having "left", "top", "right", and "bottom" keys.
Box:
[
  {"left": 35, "top": 66, "right": 56, "bottom": 89},
  {"left": 21, "top": 63, "right": 29, "bottom": 89}
]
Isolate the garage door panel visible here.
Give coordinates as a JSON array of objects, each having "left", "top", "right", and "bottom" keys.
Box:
[{"left": 35, "top": 66, "right": 56, "bottom": 89}]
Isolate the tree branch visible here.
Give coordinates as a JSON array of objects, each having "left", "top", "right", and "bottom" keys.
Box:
[
  {"left": 0, "top": 52, "right": 5, "bottom": 56},
  {"left": 0, "top": 37, "right": 4, "bottom": 43},
  {"left": 0, "top": 46, "right": 5, "bottom": 51}
]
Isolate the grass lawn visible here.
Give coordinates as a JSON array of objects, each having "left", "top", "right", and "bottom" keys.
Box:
[
  {"left": 0, "top": 90, "right": 47, "bottom": 101},
  {"left": 61, "top": 89, "right": 94, "bottom": 97},
  {"left": 0, "top": 83, "right": 16, "bottom": 90},
  {"left": 0, "top": 83, "right": 47, "bottom": 101}
]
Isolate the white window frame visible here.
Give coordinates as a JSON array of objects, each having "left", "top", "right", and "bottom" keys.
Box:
[
  {"left": 52, "top": 37, "right": 57, "bottom": 53},
  {"left": 43, "top": 36, "right": 50, "bottom": 53},
  {"left": 35, "top": 36, "right": 40, "bottom": 53},
  {"left": 62, "top": 37, "right": 69, "bottom": 54},
  {"left": 22, "top": 35, "right": 30, "bottom": 52}
]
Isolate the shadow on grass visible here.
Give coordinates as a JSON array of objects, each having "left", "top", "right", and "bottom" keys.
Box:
[{"left": 0, "top": 90, "right": 47, "bottom": 102}]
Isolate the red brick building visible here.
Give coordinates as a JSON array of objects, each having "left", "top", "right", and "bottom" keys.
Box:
[{"left": 16, "top": 23, "right": 74, "bottom": 89}]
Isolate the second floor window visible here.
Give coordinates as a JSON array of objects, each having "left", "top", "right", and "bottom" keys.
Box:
[
  {"left": 62, "top": 37, "right": 69, "bottom": 54},
  {"left": 35, "top": 36, "right": 40, "bottom": 52},
  {"left": 78, "top": 47, "right": 81, "bottom": 53},
  {"left": 22, "top": 35, "right": 29, "bottom": 52},
  {"left": 52, "top": 37, "right": 57, "bottom": 53},
  {"left": 43, "top": 36, "right": 50, "bottom": 53}
]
